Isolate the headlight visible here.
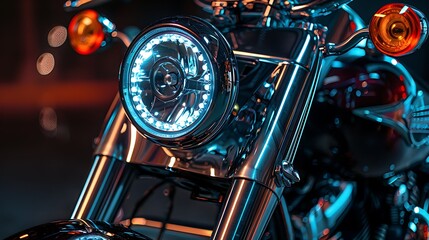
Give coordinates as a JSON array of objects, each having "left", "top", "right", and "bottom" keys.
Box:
[{"left": 120, "top": 17, "right": 238, "bottom": 148}]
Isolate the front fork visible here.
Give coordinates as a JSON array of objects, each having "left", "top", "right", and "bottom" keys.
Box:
[
  {"left": 71, "top": 52, "right": 322, "bottom": 240},
  {"left": 71, "top": 94, "right": 139, "bottom": 222},
  {"left": 212, "top": 51, "right": 322, "bottom": 239},
  {"left": 71, "top": 155, "right": 136, "bottom": 222},
  {"left": 212, "top": 179, "right": 283, "bottom": 239}
]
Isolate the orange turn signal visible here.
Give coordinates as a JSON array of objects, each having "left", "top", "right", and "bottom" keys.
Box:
[
  {"left": 369, "top": 3, "right": 428, "bottom": 57},
  {"left": 68, "top": 9, "right": 105, "bottom": 55}
]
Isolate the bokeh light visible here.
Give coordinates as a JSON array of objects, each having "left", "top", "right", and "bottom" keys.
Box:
[
  {"left": 48, "top": 25, "right": 68, "bottom": 47},
  {"left": 36, "top": 52, "right": 55, "bottom": 75}
]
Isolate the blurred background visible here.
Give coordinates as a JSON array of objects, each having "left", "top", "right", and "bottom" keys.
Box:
[{"left": 0, "top": 0, "right": 428, "bottom": 238}]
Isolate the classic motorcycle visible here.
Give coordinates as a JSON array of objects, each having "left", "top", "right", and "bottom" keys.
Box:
[{"left": 7, "top": 0, "right": 429, "bottom": 239}]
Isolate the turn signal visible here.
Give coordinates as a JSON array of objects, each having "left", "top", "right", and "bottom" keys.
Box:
[
  {"left": 369, "top": 3, "right": 428, "bottom": 57},
  {"left": 68, "top": 9, "right": 105, "bottom": 55}
]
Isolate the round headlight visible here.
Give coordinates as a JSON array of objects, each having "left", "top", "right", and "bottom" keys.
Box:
[{"left": 120, "top": 17, "right": 238, "bottom": 148}]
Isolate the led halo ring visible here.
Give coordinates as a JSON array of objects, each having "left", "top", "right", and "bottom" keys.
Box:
[
  {"left": 123, "top": 30, "right": 214, "bottom": 137},
  {"left": 120, "top": 16, "right": 238, "bottom": 149}
]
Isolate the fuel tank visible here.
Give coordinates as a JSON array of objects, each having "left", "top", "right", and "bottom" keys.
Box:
[{"left": 299, "top": 51, "right": 429, "bottom": 177}]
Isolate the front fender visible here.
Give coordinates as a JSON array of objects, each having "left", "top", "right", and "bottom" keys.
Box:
[{"left": 5, "top": 219, "right": 151, "bottom": 240}]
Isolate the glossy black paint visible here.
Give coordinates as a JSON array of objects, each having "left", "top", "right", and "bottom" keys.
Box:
[
  {"left": 5, "top": 219, "right": 151, "bottom": 240},
  {"left": 299, "top": 53, "right": 429, "bottom": 177}
]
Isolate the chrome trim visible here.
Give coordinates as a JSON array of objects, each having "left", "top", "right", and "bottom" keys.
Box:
[
  {"left": 290, "top": 0, "right": 353, "bottom": 18},
  {"left": 226, "top": 28, "right": 319, "bottom": 68},
  {"left": 260, "top": 0, "right": 276, "bottom": 27},
  {"left": 235, "top": 51, "right": 322, "bottom": 184},
  {"left": 341, "top": 4, "right": 366, "bottom": 31},
  {"left": 72, "top": 156, "right": 136, "bottom": 221},
  {"left": 122, "top": 218, "right": 213, "bottom": 237},
  {"left": 293, "top": 181, "right": 355, "bottom": 240},
  {"left": 93, "top": 94, "right": 170, "bottom": 166},
  {"left": 212, "top": 179, "right": 281, "bottom": 239},
  {"left": 279, "top": 196, "right": 295, "bottom": 240},
  {"left": 323, "top": 28, "right": 369, "bottom": 56},
  {"left": 212, "top": 28, "right": 322, "bottom": 239},
  {"left": 64, "top": 0, "right": 111, "bottom": 11},
  {"left": 233, "top": 50, "right": 292, "bottom": 64},
  {"left": 112, "top": 31, "right": 131, "bottom": 47}
]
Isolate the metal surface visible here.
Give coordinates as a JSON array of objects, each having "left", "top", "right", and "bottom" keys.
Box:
[
  {"left": 341, "top": 4, "right": 366, "bottom": 31},
  {"left": 5, "top": 219, "right": 150, "bottom": 240},
  {"left": 290, "top": 0, "right": 353, "bottom": 18},
  {"left": 211, "top": 179, "right": 282, "bottom": 240},
  {"left": 235, "top": 50, "right": 322, "bottom": 184},
  {"left": 323, "top": 28, "right": 369, "bottom": 56},
  {"left": 71, "top": 156, "right": 136, "bottom": 221},
  {"left": 292, "top": 181, "right": 355, "bottom": 240},
  {"left": 94, "top": 94, "right": 170, "bottom": 166},
  {"left": 279, "top": 196, "right": 295, "bottom": 240},
  {"left": 209, "top": 26, "right": 323, "bottom": 239},
  {"left": 275, "top": 161, "right": 301, "bottom": 187},
  {"left": 64, "top": 0, "right": 111, "bottom": 11},
  {"left": 122, "top": 218, "right": 213, "bottom": 238},
  {"left": 226, "top": 27, "right": 320, "bottom": 68}
]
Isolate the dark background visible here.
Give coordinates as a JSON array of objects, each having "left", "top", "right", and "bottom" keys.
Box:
[{"left": 1, "top": 0, "right": 428, "bottom": 238}]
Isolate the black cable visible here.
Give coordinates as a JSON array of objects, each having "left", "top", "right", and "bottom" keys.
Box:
[
  {"left": 130, "top": 180, "right": 168, "bottom": 227},
  {"left": 157, "top": 184, "right": 176, "bottom": 240}
]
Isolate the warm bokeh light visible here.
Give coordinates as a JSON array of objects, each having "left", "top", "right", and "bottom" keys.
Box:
[
  {"left": 39, "top": 107, "right": 58, "bottom": 132},
  {"left": 36, "top": 52, "right": 55, "bottom": 75},
  {"left": 48, "top": 25, "right": 68, "bottom": 47}
]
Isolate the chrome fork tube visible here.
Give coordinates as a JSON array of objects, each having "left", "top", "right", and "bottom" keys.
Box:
[
  {"left": 213, "top": 50, "right": 323, "bottom": 239},
  {"left": 71, "top": 94, "right": 136, "bottom": 221},
  {"left": 212, "top": 179, "right": 280, "bottom": 240},
  {"left": 71, "top": 155, "right": 136, "bottom": 222}
]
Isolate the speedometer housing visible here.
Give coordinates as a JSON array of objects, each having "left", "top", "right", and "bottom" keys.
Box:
[{"left": 120, "top": 16, "right": 238, "bottom": 149}]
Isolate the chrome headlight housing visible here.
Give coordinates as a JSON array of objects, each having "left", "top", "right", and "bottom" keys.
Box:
[{"left": 120, "top": 17, "right": 238, "bottom": 148}]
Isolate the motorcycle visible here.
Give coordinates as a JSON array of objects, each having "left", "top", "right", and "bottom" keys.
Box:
[{"left": 6, "top": 0, "right": 429, "bottom": 239}]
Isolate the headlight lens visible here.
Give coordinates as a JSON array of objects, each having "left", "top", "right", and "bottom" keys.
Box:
[
  {"left": 120, "top": 17, "right": 238, "bottom": 148},
  {"left": 128, "top": 33, "right": 213, "bottom": 134}
]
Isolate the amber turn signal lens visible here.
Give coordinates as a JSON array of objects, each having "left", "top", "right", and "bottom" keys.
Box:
[
  {"left": 68, "top": 9, "right": 105, "bottom": 55},
  {"left": 369, "top": 3, "right": 427, "bottom": 57}
]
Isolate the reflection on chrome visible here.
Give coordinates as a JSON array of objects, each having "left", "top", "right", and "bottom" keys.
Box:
[{"left": 122, "top": 217, "right": 213, "bottom": 238}]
